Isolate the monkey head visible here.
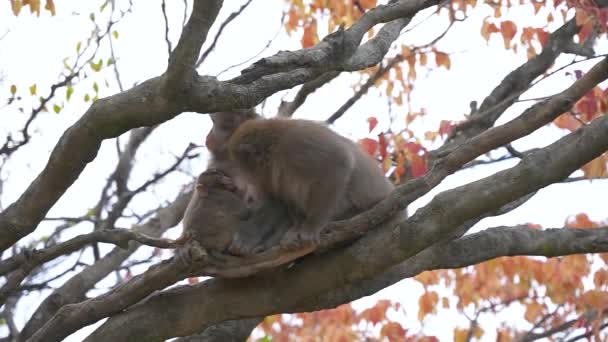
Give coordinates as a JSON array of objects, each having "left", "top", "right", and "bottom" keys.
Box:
[
  {"left": 206, "top": 110, "right": 259, "bottom": 159},
  {"left": 195, "top": 168, "right": 237, "bottom": 198}
]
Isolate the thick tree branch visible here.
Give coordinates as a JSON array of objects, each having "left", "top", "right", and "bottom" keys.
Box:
[{"left": 163, "top": 0, "right": 222, "bottom": 95}]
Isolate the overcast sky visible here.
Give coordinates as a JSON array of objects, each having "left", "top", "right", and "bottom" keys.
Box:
[{"left": 0, "top": 0, "right": 607, "bottom": 340}]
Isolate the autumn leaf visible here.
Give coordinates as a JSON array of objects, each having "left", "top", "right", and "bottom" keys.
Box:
[
  {"left": 367, "top": 117, "right": 378, "bottom": 132},
  {"left": 481, "top": 18, "right": 500, "bottom": 42},
  {"left": 418, "top": 290, "right": 439, "bottom": 320},
  {"left": 45, "top": 0, "right": 55, "bottom": 15},
  {"left": 434, "top": 51, "right": 451, "bottom": 70},
  {"left": 553, "top": 113, "right": 582, "bottom": 131},
  {"left": 380, "top": 322, "right": 407, "bottom": 340},
  {"left": 358, "top": 0, "right": 377, "bottom": 9},
  {"left": 301, "top": 19, "right": 318, "bottom": 48},
  {"left": 524, "top": 302, "right": 544, "bottom": 323},
  {"left": 500, "top": 20, "right": 517, "bottom": 49},
  {"left": 378, "top": 133, "right": 388, "bottom": 159},
  {"left": 358, "top": 138, "right": 378, "bottom": 156},
  {"left": 410, "top": 154, "right": 427, "bottom": 178}
]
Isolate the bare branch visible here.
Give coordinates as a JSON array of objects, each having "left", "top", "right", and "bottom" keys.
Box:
[
  {"left": 163, "top": 0, "right": 223, "bottom": 95},
  {"left": 326, "top": 54, "right": 403, "bottom": 123},
  {"left": 196, "top": 0, "right": 254, "bottom": 68},
  {"left": 278, "top": 71, "right": 341, "bottom": 118},
  {"left": 17, "top": 191, "right": 191, "bottom": 341}
]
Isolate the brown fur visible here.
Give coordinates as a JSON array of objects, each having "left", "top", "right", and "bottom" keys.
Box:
[
  {"left": 179, "top": 168, "right": 291, "bottom": 256},
  {"left": 228, "top": 116, "right": 395, "bottom": 249}
]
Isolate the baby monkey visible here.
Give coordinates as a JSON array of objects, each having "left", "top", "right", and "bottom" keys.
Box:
[{"left": 179, "top": 168, "right": 291, "bottom": 256}]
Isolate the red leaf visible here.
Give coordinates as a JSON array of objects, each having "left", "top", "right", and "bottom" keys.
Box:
[
  {"left": 378, "top": 134, "right": 388, "bottom": 159},
  {"left": 367, "top": 116, "right": 378, "bottom": 132},
  {"left": 500, "top": 20, "right": 517, "bottom": 49},
  {"left": 358, "top": 138, "right": 378, "bottom": 156},
  {"left": 410, "top": 154, "right": 427, "bottom": 178}
]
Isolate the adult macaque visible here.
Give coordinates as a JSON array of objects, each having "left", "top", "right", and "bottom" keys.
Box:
[
  {"left": 178, "top": 169, "right": 291, "bottom": 255},
  {"left": 209, "top": 111, "right": 394, "bottom": 250}
]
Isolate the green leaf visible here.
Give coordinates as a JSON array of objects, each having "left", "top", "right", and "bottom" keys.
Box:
[
  {"left": 107, "top": 58, "right": 114, "bottom": 66},
  {"left": 90, "top": 59, "right": 103, "bottom": 72},
  {"left": 100, "top": 2, "right": 108, "bottom": 12},
  {"left": 10, "top": 84, "right": 16, "bottom": 95},
  {"left": 66, "top": 86, "right": 74, "bottom": 102},
  {"left": 29, "top": 84, "right": 37, "bottom": 95},
  {"left": 258, "top": 337, "right": 272, "bottom": 342},
  {"left": 92, "top": 95, "right": 99, "bottom": 102},
  {"left": 0, "top": 318, "right": 5, "bottom": 325},
  {"left": 84, "top": 93, "right": 90, "bottom": 102},
  {"left": 76, "top": 41, "right": 81, "bottom": 53},
  {"left": 93, "top": 82, "right": 99, "bottom": 93},
  {"left": 63, "top": 57, "right": 73, "bottom": 72},
  {"left": 89, "top": 12, "right": 95, "bottom": 21},
  {"left": 112, "top": 30, "right": 119, "bottom": 39},
  {"left": 53, "top": 104, "right": 61, "bottom": 113}
]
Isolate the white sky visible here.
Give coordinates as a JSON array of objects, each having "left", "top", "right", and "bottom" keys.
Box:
[{"left": 0, "top": 0, "right": 607, "bottom": 341}]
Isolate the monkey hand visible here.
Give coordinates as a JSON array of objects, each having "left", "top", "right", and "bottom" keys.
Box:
[{"left": 280, "top": 225, "right": 320, "bottom": 251}]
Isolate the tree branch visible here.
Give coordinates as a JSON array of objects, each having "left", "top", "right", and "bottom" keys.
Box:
[{"left": 163, "top": 0, "right": 223, "bottom": 95}]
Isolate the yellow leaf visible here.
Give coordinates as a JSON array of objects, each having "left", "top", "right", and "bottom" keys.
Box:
[
  {"left": 45, "top": 0, "right": 55, "bottom": 15},
  {"left": 524, "top": 302, "right": 543, "bottom": 323},
  {"left": 10, "top": 84, "right": 17, "bottom": 95},
  {"left": 29, "top": 84, "right": 36, "bottom": 95},
  {"left": 419, "top": 53, "right": 427, "bottom": 66},
  {"left": 11, "top": 0, "right": 23, "bottom": 16},
  {"left": 453, "top": 328, "right": 468, "bottom": 342}
]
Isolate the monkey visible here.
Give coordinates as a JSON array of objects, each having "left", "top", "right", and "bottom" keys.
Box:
[
  {"left": 208, "top": 111, "right": 395, "bottom": 251},
  {"left": 178, "top": 168, "right": 292, "bottom": 256}
]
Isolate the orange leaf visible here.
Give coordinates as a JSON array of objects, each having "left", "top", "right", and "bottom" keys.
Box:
[
  {"left": 380, "top": 322, "right": 407, "bottom": 340},
  {"left": 367, "top": 117, "right": 378, "bottom": 132},
  {"left": 286, "top": 10, "right": 299, "bottom": 33},
  {"left": 45, "top": 0, "right": 55, "bottom": 15},
  {"left": 358, "top": 0, "right": 377, "bottom": 9},
  {"left": 417, "top": 291, "right": 439, "bottom": 320},
  {"left": 301, "top": 19, "right": 318, "bottom": 48},
  {"left": 419, "top": 52, "right": 428, "bottom": 66},
  {"left": 434, "top": 51, "right": 451, "bottom": 70},
  {"left": 359, "top": 300, "right": 390, "bottom": 325},
  {"left": 524, "top": 302, "right": 544, "bottom": 323},
  {"left": 500, "top": 20, "right": 517, "bottom": 49},
  {"left": 553, "top": 113, "right": 582, "bottom": 131},
  {"left": 453, "top": 328, "right": 468, "bottom": 342},
  {"left": 358, "top": 138, "right": 378, "bottom": 156},
  {"left": 481, "top": 19, "right": 500, "bottom": 42},
  {"left": 594, "top": 269, "right": 608, "bottom": 287}
]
